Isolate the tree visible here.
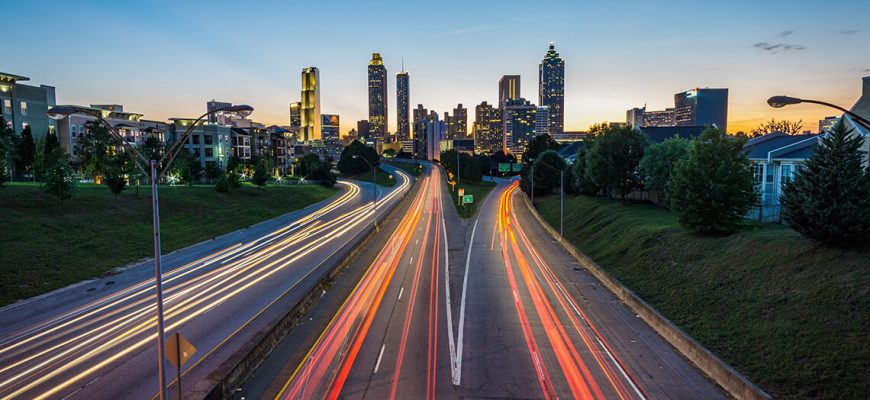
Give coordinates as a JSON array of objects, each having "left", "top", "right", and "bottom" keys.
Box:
[
  {"left": 170, "top": 148, "right": 201, "bottom": 185},
  {"left": 780, "top": 121, "right": 870, "bottom": 246},
  {"left": 668, "top": 127, "right": 756, "bottom": 234},
  {"left": 753, "top": 118, "right": 804, "bottom": 136},
  {"left": 337, "top": 140, "right": 379, "bottom": 175},
  {"left": 15, "top": 125, "right": 36, "bottom": 176},
  {"left": 520, "top": 134, "right": 560, "bottom": 193},
  {"left": 583, "top": 125, "right": 647, "bottom": 203},
  {"left": 0, "top": 118, "right": 12, "bottom": 184},
  {"left": 43, "top": 150, "right": 77, "bottom": 213},
  {"left": 441, "top": 149, "right": 482, "bottom": 184},
  {"left": 78, "top": 122, "right": 118, "bottom": 181},
  {"left": 529, "top": 150, "right": 567, "bottom": 196},
  {"left": 104, "top": 168, "right": 127, "bottom": 206},
  {"left": 252, "top": 160, "right": 269, "bottom": 189},
  {"left": 571, "top": 144, "right": 599, "bottom": 195},
  {"left": 204, "top": 162, "right": 222, "bottom": 183},
  {"left": 310, "top": 161, "right": 337, "bottom": 187},
  {"left": 639, "top": 135, "right": 690, "bottom": 193},
  {"left": 44, "top": 128, "right": 59, "bottom": 157}
]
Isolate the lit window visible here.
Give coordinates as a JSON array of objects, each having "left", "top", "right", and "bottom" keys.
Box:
[
  {"left": 3, "top": 99, "right": 10, "bottom": 114},
  {"left": 20, "top": 101, "right": 27, "bottom": 115},
  {"left": 22, "top": 122, "right": 29, "bottom": 130}
]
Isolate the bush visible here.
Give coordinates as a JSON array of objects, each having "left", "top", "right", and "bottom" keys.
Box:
[
  {"left": 668, "top": 127, "right": 755, "bottom": 234},
  {"left": 781, "top": 121, "right": 870, "bottom": 245},
  {"left": 215, "top": 171, "right": 241, "bottom": 193},
  {"left": 252, "top": 162, "right": 269, "bottom": 189}
]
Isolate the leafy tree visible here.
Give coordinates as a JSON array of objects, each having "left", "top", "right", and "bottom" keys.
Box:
[
  {"left": 780, "top": 121, "right": 870, "bottom": 246},
  {"left": 583, "top": 125, "right": 647, "bottom": 203},
  {"left": 43, "top": 150, "right": 77, "bottom": 213},
  {"left": 297, "top": 153, "right": 323, "bottom": 178},
  {"left": 753, "top": 118, "right": 804, "bottom": 136},
  {"left": 170, "top": 148, "right": 201, "bottom": 185},
  {"left": 571, "top": 145, "right": 599, "bottom": 195},
  {"left": 104, "top": 168, "right": 127, "bottom": 206},
  {"left": 529, "top": 150, "right": 568, "bottom": 196},
  {"left": 78, "top": 122, "right": 118, "bottom": 181},
  {"left": 44, "top": 128, "right": 59, "bottom": 157},
  {"left": 204, "top": 162, "right": 222, "bottom": 183},
  {"left": 215, "top": 175, "right": 231, "bottom": 192},
  {"left": 441, "top": 149, "right": 482, "bottom": 184},
  {"left": 520, "top": 134, "right": 560, "bottom": 193},
  {"left": 639, "top": 135, "right": 690, "bottom": 193},
  {"left": 252, "top": 160, "right": 269, "bottom": 189},
  {"left": 668, "top": 127, "right": 756, "bottom": 234},
  {"left": 337, "top": 140, "right": 379, "bottom": 175},
  {"left": 226, "top": 155, "right": 244, "bottom": 175},
  {"left": 0, "top": 118, "right": 12, "bottom": 184},
  {"left": 15, "top": 125, "right": 36, "bottom": 176},
  {"left": 310, "top": 161, "right": 337, "bottom": 187}
]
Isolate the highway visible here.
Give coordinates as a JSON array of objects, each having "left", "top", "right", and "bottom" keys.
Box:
[
  {"left": 269, "top": 173, "right": 726, "bottom": 399},
  {"left": 0, "top": 165, "right": 412, "bottom": 400}
]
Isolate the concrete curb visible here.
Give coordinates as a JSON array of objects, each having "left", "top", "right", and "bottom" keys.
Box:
[
  {"left": 199, "top": 172, "right": 421, "bottom": 400},
  {"left": 520, "top": 193, "right": 771, "bottom": 400}
]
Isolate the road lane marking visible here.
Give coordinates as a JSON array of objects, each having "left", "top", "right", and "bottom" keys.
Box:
[
  {"left": 409, "top": 256, "right": 414, "bottom": 265},
  {"left": 398, "top": 286, "right": 404, "bottom": 300},
  {"left": 454, "top": 217, "right": 478, "bottom": 386},
  {"left": 374, "top": 344, "right": 385, "bottom": 374}
]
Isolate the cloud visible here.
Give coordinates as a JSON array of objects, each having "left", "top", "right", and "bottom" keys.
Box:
[
  {"left": 753, "top": 42, "right": 806, "bottom": 53},
  {"left": 841, "top": 29, "right": 859, "bottom": 34},
  {"left": 444, "top": 25, "right": 495, "bottom": 36},
  {"left": 780, "top": 30, "right": 795, "bottom": 37}
]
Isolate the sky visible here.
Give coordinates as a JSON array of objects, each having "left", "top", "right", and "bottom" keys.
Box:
[{"left": 3, "top": 0, "right": 869, "bottom": 135}]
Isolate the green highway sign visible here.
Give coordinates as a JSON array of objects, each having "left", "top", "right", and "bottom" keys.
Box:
[
  {"left": 498, "top": 163, "right": 510, "bottom": 172},
  {"left": 512, "top": 163, "right": 523, "bottom": 172},
  {"left": 463, "top": 195, "right": 474, "bottom": 204}
]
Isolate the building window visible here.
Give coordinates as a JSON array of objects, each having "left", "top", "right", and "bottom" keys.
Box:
[
  {"left": 205, "top": 148, "right": 213, "bottom": 158},
  {"left": 781, "top": 164, "right": 795, "bottom": 186},
  {"left": 20, "top": 101, "right": 27, "bottom": 115},
  {"left": 22, "top": 122, "right": 29, "bottom": 130},
  {"left": 194, "top": 148, "right": 200, "bottom": 157},
  {"left": 204, "top": 135, "right": 213, "bottom": 145},
  {"left": 192, "top": 135, "right": 200, "bottom": 144},
  {"left": 71, "top": 125, "right": 77, "bottom": 138},
  {"left": 3, "top": 99, "right": 10, "bottom": 114}
]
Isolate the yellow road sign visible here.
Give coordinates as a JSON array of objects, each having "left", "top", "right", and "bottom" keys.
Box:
[
  {"left": 166, "top": 332, "right": 196, "bottom": 369},
  {"left": 447, "top": 171, "right": 454, "bottom": 180}
]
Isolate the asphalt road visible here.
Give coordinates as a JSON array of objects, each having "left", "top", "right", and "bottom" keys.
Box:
[
  {"left": 0, "top": 165, "right": 412, "bottom": 400},
  {"left": 266, "top": 173, "right": 726, "bottom": 400}
]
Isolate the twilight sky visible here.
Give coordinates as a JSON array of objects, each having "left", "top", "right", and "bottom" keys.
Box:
[{"left": 3, "top": 0, "right": 869, "bottom": 134}]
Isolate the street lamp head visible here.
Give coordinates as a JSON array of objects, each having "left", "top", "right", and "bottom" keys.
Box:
[
  {"left": 352, "top": 155, "right": 360, "bottom": 159},
  {"left": 222, "top": 104, "right": 254, "bottom": 117},
  {"left": 767, "top": 95, "right": 802, "bottom": 108},
  {"left": 46, "top": 106, "right": 81, "bottom": 120}
]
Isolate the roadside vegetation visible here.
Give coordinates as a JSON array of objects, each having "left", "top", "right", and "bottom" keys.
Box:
[
  {"left": 0, "top": 182, "right": 336, "bottom": 306},
  {"left": 440, "top": 149, "right": 496, "bottom": 218},
  {"left": 384, "top": 160, "right": 422, "bottom": 177}
]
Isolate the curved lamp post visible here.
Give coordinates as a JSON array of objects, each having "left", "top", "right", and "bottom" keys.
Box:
[
  {"left": 767, "top": 95, "right": 870, "bottom": 131},
  {"left": 48, "top": 104, "right": 253, "bottom": 400},
  {"left": 353, "top": 155, "right": 379, "bottom": 231}
]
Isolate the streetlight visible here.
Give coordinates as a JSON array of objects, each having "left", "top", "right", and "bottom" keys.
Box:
[
  {"left": 352, "top": 155, "right": 379, "bottom": 230},
  {"left": 767, "top": 95, "right": 870, "bottom": 131},
  {"left": 529, "top": 157, "right": 566, "bottom": 237},
  {"left": 48, "top": 103, "right": 253, "bottom": 400}
]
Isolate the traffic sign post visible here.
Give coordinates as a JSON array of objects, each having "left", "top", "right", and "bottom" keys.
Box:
[
  {"left": 498, "top": 163, "right": 510, "bottom": 173},
  {"left": 512, "top": 163, "right": 522, "bottom": 172},
  {"left": 463, "top": 195, "right": 474, "bottom": 204},
  {"left": 167, "top": 332, "right": 196, "bottom": 400}
]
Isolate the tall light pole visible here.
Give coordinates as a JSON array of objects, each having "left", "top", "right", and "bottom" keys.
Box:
[
  {"left": 531, "top": 158, "right": 566, "bottom": 237},
  {"left": 767, "top": 95, "right": 870, "bottom": 131},
  {"left": 353, "top": 155, "right": 379, "bottom": 230},
  {"left": 48, "top": 103, "right": 253, "bottom": 400}
]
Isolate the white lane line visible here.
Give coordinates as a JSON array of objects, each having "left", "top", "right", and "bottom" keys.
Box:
[
  {"left": 454, "top": 217, "right": 478, "bottom": 386},
  {"left": 409, "top": 256, "right": 414, "bottom": 265},
  {"left": 415, "top": 238, "right": 419, "bottom": 245},
  {"left": 440, "top": 178, "right": 459, "bottom": 387},
  {"left": 374, "top": 344, "right": 385, "bottom": 374},
  {"left": 398, "top": 286, "right": 404, "bottom": 300}
]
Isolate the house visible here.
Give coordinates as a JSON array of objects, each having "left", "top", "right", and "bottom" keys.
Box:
[{"left": 742, "top": 132, "right": 818, "bottom": 221}]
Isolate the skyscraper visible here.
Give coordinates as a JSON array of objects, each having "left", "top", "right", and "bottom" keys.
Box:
[
  {"left": 357, "top": 119, "right": 370, "bottom": 141},
  {"left": 626, "top": 107, "right": 644, "bottom": 128},
  {"left": 536, "top": 106, "right": 550, "bottom": 136},
  {"left": 396, "top": 70, "right": 410, "bottom": 142},
  {"left": 452, "top": 104, "right": 468, "bottom": 139},
  {"left": 300, "top": 67, "right": 321, "bottom": 142},
  {"left": 289, "top": 102, "right": 302, "bottom": 128},
  {"left": 368, "top": 53, "right": 388, "bottom": 142},
  {"left": 474, "top": 101, "right": 502, "bottom": 153},
  {"left": 674, "top": 88, "right": 728, "bottom": 132},
  {"left": 498, "top": 75, "right": 521, "bottom": 109},
  {"left": 539, "top": 42, "right": 565, "bottom": 135},
  {"left": 502, "top": 98, "right": 537, "bottom": 155}
]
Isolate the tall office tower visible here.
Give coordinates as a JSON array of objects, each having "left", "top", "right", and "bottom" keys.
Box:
[
  {"left": 674, "top": 88, "right": 729, "bottom": 132},
  {"left": 536, "top": 106, "right": 550, "bottom": 136},
  {"left": 498, "top": 75, "right": 521, "bottom": 109},
  {"left": 396, "top": 71, "right": 410, "bottom": 142},
  {"left": 412, "top": 104, "right": 428, "bottom": 152},
  {"left": 289, "top": 102, "right": 302, "bottom": 128},
  {"left": 538, "top": 42, "right": 565, "bottom": 135},
  {"left": 502, "top": 98, "right": 537, "bottom": 155},
  {"left": 424, "top": 113, "right": 445, "bottom": 161},
  {"left": 321, "top": 114, "right": 340, "bottom": 153},
  {"left": 452, "top": 104, "right": 468, "bottom": 138},
  {"left": 644, "top": 108, "right": 676, "bottom": 127},
  {"left": 357, "top": 119, "right": 370, "bottom": 141},
  {"left": 368, "top": 53, "right": 388, "bottom": 142},
  {"left": 300, "top": 67, "right": 321, "bottom": 142},
  {"left": 444, "top": 112, "right": 453, "bottom": 139},
  {"left": 474, "top": 101, "right": 496, "bottom": 152},
  {"left": 626, "top": 107, "right": 645, "bottom": 128}
]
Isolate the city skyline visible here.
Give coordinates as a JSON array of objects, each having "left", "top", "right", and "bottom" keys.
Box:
[{"left": 3, "top": 0, "right": 868, "bottom": 135}]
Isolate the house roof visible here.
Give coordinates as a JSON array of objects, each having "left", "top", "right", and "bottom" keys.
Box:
[
  {"left": 639, "top": 126, "right": 705, "bottom": 143},
  {"left": 743, "top": 132, "right": 818, "bottom": 161}
]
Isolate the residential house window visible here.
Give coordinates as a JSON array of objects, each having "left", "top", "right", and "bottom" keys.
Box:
[
  {"left": 3, "top": 99, "right": 10, "bottom": 114},
  {"left": 20, "top": 101, "right": 27, "bottom": 115},
  {"left": 781, "top": 164, "right": 795, "bottom": 186}
]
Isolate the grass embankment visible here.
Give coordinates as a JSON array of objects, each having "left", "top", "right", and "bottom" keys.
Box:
[
  {"left": 384, "top": 160, "right": 422, "bottom": 177},
  {"left": 0, "top": 182, "right": 337, "bottom": 306},
  {"left": 446, "top": 179, "right": 496, "bottom": 218},
  {"left": 339, "top": 167, "right": 396, "bottom": 187},
  {"left": 535, "top": 194, "right": 869, "bottom": 399}
]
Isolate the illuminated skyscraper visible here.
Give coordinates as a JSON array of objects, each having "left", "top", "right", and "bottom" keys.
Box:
[
  {"left": 300, "top": 67, "right": 321, "bottom": 142},
  {"left": 498, "top": 75, "right": 521, "bottom": 109},
  {"left": 368, "top": 53, "right": 388, "bottom": 142},
  {"left": 452, "top": 104, "right": 468, "bottom": 139},
  {"left": 674, "top": 88, "right": 728, "bottom": 132},
  {"left": 396, "top": 70, "right": 410, "bottom": 142},
  {"left": 539, "top": 42, "right": 565, "bottom": 135},
  {"left": 289, "top": 102, "right": 301, "bottom": 128},
  {"left": 474, "top": 101, "right": 503, "bottom": 153},
  {"left": 502, "top": 98, "right": 537, "bottom": 155}
]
